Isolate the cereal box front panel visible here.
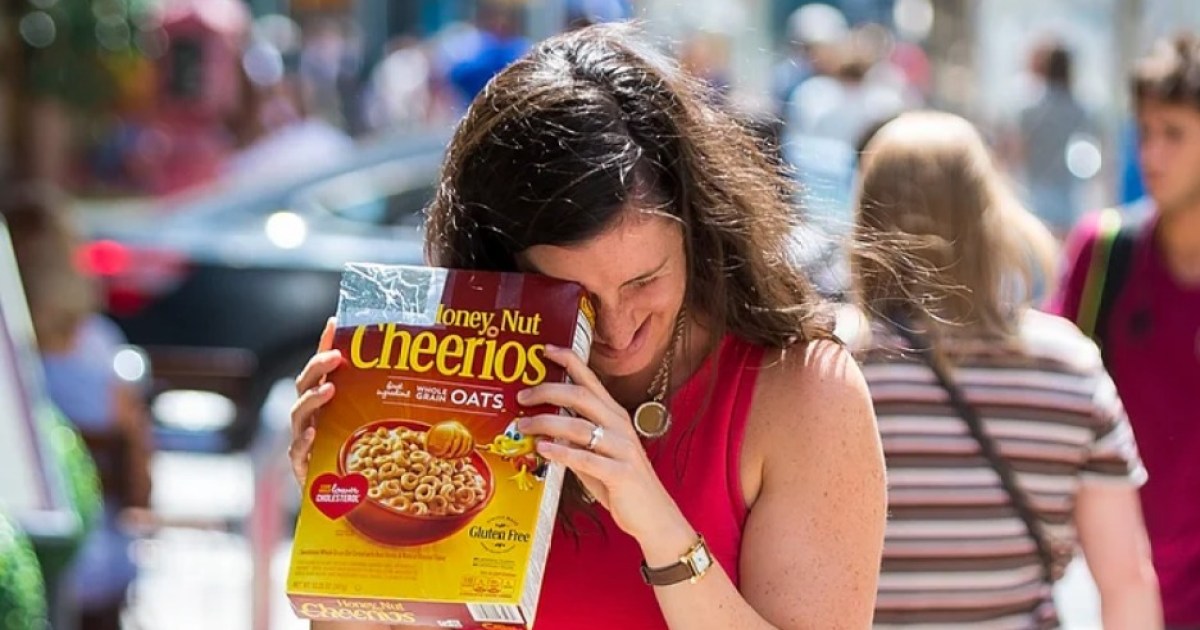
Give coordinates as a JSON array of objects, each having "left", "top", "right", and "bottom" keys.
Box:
[{"left": 288, "top": 265, "right": 591, "bottom": 615}]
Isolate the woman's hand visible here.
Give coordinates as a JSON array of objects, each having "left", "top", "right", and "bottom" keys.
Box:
[
  {"left": 516, "top": 344, "right": 685, "bottom": 543},
  {"left": 288, "top": 317, "right": 342, "bottom": 487}
]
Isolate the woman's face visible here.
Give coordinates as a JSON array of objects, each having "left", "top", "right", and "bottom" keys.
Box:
[{"left": 518, "top": 212, "right": 688, "bottom": 379}]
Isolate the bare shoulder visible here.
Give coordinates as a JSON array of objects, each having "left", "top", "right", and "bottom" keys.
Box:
[
  {"left": 749, "top": 338, "right": 874, "bottom": 446},
  {"left": 741, "top": 338, "right": 880, "bottom": 503}
]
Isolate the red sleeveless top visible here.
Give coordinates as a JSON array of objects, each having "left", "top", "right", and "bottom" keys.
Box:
[{"left": 534, "top": 335, "right": 765, "bottom": 629}]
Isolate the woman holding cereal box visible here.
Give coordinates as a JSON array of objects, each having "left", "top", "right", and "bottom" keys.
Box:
[{"left": 289, "top": 24, "right": 885, "bottom": 629}]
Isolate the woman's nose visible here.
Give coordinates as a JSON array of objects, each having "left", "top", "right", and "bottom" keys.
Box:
[{"left": 595, "top": 302, "right": 635, "bottom": 349}]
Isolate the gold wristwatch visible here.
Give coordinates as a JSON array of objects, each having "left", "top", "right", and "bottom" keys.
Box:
[{"left": 640, "top": 535, "right": 713, "bottom": 586}]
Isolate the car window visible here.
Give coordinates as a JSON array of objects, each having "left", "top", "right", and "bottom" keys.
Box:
[
  {"left": 321, "top": 184, "right": 434, "bottom": 228},
  {"left": 300, "top": 158, "right": 439, "bottom": 228}
]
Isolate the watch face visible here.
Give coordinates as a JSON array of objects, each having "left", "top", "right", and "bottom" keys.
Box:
[{"left": 690, "top": 546, "right": 713, "bottom": 575}]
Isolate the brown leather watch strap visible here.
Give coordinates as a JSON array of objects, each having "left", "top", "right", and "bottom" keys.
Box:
[
  {"left": 639, "top": 536, "right": 710, "bottom": 586},
  {"left": 640, "top": 560, "right": 695, "bottom": 586}
]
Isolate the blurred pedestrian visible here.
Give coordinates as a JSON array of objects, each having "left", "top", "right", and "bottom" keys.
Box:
[
  {"left": 787, "top": 32, "right": 906, "bottom": 147},
  {"left": 846, "top": 111, "right": 1161, "bottom": 627},
  {"left": 771, "top": 3, "right": 848, "bottom": 118},
  {"left": 289, "top": 23, "right": 885, "bottom": 629},
  {"left": 297, "top": 17, "right": 363, "bottom": 132},
  {"left": 224, "top": 40, "right": 354, "bottom": 184},
  {"left": 1010, "top": 39, "right": 1097, "bottom": 237},
  {"left": 783, "top": 32, "right": 906, "bottom": 232},
  {"left": 361, "top": 36, "right": 439, "bottom": 134},
  {"left": 446, "top": 1, "right": 530, "bottom": 105},
  {"left": 1, "top": 184, "right": 154, "bottom": 630},
  {"left": 1050, "top": 34, "right": 1200, "bottom": 629}
]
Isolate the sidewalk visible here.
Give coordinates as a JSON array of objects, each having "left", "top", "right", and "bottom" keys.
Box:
[{"left": 124, "top": 451, "right": 305, "bottom": 630}]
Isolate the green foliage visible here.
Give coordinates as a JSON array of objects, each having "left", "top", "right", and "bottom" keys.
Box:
[
  {"left": 0, "top": 511, "right": 48, "bottom": 630},
  {"left": 18, "top": 0, "right": 155, "bottom": 108},
  {"left": 25, "top": 405, "right": 104, "bottom": 587},
  {"left": 44, "top": 405, "right": 103, "bottom": 531}
]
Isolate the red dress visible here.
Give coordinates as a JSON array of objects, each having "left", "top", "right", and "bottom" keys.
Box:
[{"left": 534, "top": 335, "right": 765, "bottom": 629}]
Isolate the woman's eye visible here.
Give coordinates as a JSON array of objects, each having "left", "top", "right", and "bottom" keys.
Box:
[{"left": 631, "top": 276, "right": 657, "bottom": 289}]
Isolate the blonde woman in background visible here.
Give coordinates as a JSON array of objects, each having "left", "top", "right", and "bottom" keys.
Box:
[{"left": 839, "top": 111, "right": 1162, "bottom": 628}]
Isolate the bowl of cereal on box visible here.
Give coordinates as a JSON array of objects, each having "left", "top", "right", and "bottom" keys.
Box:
[{"left": 338, "top": 419, "right": 494, "bottom": 546}]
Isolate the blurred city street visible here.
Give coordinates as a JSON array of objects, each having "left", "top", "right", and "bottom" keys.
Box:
[{"left": 2, "top": 0, "right": 1198, "bottom": 628}]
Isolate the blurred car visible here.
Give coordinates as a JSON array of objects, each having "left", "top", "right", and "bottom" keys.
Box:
[{"left": 78, "top": 131, "right": 450, "bottom": 451}]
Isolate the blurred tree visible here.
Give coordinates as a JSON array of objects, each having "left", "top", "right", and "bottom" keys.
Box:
[
  {"left": 0, "top": 511, "right": 47, "bottom": 630},
  {"left": 1, "top": 0, "right": 156, "bottom": 183}
]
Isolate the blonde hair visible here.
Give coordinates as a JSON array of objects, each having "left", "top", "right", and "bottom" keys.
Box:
[{"left": 851, "top": 111, "right": 1058, "bottom": 340}]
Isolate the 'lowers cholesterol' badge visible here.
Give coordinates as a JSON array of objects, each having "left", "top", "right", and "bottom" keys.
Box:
[{"left": 309, "top": 472, "right": 367, "bottom": 520}]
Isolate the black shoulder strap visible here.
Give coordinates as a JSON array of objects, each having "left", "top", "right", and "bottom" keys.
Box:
[
  {"left": 887, "top": 320, "right": 1060, "bottom": 586},
  {"left": 1095, "top": 220, "right": 1140, "bottom": 350}
]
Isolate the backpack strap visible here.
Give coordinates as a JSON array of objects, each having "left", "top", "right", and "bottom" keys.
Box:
[
  {"left": 1076, "top": 209, "right": 1122, "bottom": 341},
  {"left": 1096, "top": 219, "right": 1139, "bottom": 351}
]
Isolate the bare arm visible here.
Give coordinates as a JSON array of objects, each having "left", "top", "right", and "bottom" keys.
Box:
[
  {"left": 734, "top": 341, "right": 887, "bottom": 628},
  {"left": 1075, "top": 481, "right": 1161, "bottom": 629}
]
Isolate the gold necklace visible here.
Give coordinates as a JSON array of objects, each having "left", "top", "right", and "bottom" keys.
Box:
[{"left": 633, "top": 311, "right": 686, "bottom": 439}]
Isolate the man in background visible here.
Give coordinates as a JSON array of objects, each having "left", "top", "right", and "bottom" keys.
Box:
[{"left": 1051, "top": 34, "right": 1200, "bottom": 629}]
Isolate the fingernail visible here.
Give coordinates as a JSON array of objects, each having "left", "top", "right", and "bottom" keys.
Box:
[
  {"left": 318, "top": 382, "right": 333, "bottom": 395},
  {"left": 516, "top": 417, "right": 530, "bottom": 432},
  {"left": 304, "top": 426, "right": 316, "bottom": 440},
  {"left": 516, "top": 389, "right": 530, "bottom": 404},
  {"left": 544, "top": 344, "right": 560, "bottom": 353},
  {"left": 536, "top": 441, "right": 555, "bottom": 455}
]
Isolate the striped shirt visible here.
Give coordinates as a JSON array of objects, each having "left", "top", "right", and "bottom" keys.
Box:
[{"left": 838, "top": 308, "right": 1146, "bottom": 629}]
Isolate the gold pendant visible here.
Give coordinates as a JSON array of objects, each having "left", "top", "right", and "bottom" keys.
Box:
[{"left": 633, "top": 401, "right": 671, "bottom": 439}]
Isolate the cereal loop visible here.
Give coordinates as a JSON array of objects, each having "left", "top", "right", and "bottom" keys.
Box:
[{"left": 345, "top": 424, "right": 489, "bottom": 517}]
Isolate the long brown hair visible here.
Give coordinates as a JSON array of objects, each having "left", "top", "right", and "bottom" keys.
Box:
[
  {"left": 852, "top": 111, "right": 1057, "bottom": 342},
  {"left": 424, "top": 23, "right": 833, "bottom": 521},
  {"left": 425, "top": 23, "right": 831, "bottom": 349}
]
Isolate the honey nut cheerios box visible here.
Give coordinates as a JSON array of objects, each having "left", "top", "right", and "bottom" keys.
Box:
[{"left": 287, "top": 264, "right": 594, "bottom": 629}]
